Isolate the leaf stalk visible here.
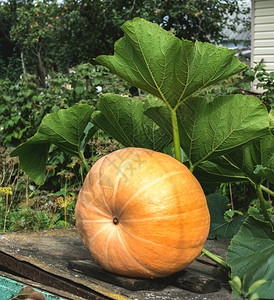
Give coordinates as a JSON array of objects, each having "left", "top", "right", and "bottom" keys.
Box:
[
  {"left": 170, "top": 109, "right": 182, "bottom": 161},
  {"left": 256, "top": 185, "right": 273, "bottom": 226},
  {"left": 78, "top": 150, "right": 90, "bottom": 174},
  {"left": 201, "top": 248, "right": 230, "bottom": 270},
  {"left": 260, "top": 184, "right": 274, "bottom": 197}
]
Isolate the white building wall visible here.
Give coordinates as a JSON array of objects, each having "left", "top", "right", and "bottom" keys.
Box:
[{"left": 252, "top": 0, "right": 274, "bottom": 72}]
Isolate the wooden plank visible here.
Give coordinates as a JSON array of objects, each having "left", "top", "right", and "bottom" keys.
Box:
[
  {"left": 255, "top": 16, "right": 274, "bottom": 24},
  {"left": 254, "top": 23, "right": 274, "bottom": 32},
  {"left": 68, "top": 260, "right": 169, "bottom": 291},
  {"left": 255, "top": 7, "right": 274, "bottom": 16},
  {"left": 68, "top": 259, "right": 221, "bottom": 294},
  {"left": 0, "top": 271, "right": 86, "bottom": 300},
  {"left": 255, "top": 0, "right": 274, "bottom": 9},
  {"left": 255, "top": 32, "right": 274, "bottom": 39},
  {"left": 0, "top": 228, "right": 130, "bottom": 300},
  {"left": 0, "top": 251, "right": 106, "bottom": 300}
]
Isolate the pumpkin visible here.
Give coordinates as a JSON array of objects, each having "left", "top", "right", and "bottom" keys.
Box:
[{"left": 75, "top": 147, "right": 210, "bottom": 278}]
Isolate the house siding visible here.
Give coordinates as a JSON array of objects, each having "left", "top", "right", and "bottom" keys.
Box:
[{"left": 252, "top": 0, "right": 274, "bottom": 72}]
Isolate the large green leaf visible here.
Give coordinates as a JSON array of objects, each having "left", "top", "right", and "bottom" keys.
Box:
[
  {"left": 227, "top": 217, "right": 274, "bottom": 299},
  {"left": 194, "top": 156, "right": 248, "bottom": 184},
  {"left": 145, "top": 95, "right": 269, "bottom": 168},
  {"left": 96, "top": 18, "right": 245, "bottom": 108},
  {"left": 269, "top": 108, "right": 274, "bottom": 134},
  {"left": 224, "top": 133, "right": 274, "bottom": 184},
  {"left": 10, "top": 105, "right": 96, "bottom": 185},
  {"left": 206, "top": 194, "right": 247, "bottom": 240},
  {"left": 11, "top": 142, "right": 50, "bottom": 187},
  {"left": 91, "top": 94, "right": 171, "bottom": 151}
]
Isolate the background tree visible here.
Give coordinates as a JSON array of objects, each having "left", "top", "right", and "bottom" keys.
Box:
[
  {"left": 0, "top": 0, "right": 250, "bottom": 82},
  {"left": 10, "top": 0, "right": 61, "bottom": 86},
  {"left": 0, "top": 0, "right": 27, "bottom": 80}
]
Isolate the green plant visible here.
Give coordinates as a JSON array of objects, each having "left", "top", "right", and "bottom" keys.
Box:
[
  {"left": 0, "top": 146, "right": 24, "bottom": 232},
  {"left": 229, "top": 276, "right": 266, "bottom": 300},
  {"left": 0, "top": 146, "right": 74, "bottom": 232},
  {"left": 245, "top": 63, "right": 274, "bottom": 110},
  {"left": 11, "top": 18, "right": 274, "bottom": 298},
  {"left": 0, "top": 63, "right": 130, "bottom": 148},
  {"left": 57, "top": 169, "right": 75, "bottom": 227},
  {"left": 44, "top": 63, "right": 131, "bottom": 108},
  {"left": 0, "top": 74, "right": 41, "bottom": 146},
  {"left": 0, "top": 63, "right": 128, "bottom": 231},
  {"left": 0, "top": 186, "right": 13, "bottom": 232},
  {"left": 227, "top": 216, "right": 273, "bottom": 299}
]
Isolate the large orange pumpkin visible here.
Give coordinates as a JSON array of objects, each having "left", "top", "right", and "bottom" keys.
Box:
[{"left": 75, "top": 147, "right": 210, "bottom": 278}]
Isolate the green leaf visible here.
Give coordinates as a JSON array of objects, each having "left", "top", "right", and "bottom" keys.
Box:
[
  {"left": 254, "top": 165, "right": 274, "bottom": 184},
  {"left": 11, "top": 105, "right": 95, "bottom": 185},
  {"left": 248, "top": 206, "right": 265, "bottom": 222},
  {"left": 206, "top": 193, "right": 247, "bottom": 240},
  {"left": 227, "top": 216, "right": 274, "bottom": 299},
  {"left": 225, "top": 133, "right": 274, "bottom": 184},
  {"left": 145, "top": 95, "right": 269, "bottom": 168},
  {"left": 248, "top": 279, "right": 267, "bottom": 295},
  {"left": 229, "top": 276, "right": 242, "bottom": 295},
  {"left": 75, "top": 85, "right": 84, "bottom": 95},
  {"left": 96, "top": 18, "right": 245, "bottom": 109},
  {"left": 269, "top": 108, "right": 274, "bottom": 134},
  {"left": 179, "top": 95, "right": 269, "bottom": 166},
  {"left": 80, "top": 122, "right": 98, "bottom": 151},
  {"left": 23, "top": 102, "right": 32, "bottom": 109},
  {"left": 249, "top": 292, "right": 259, "bottom": 300},
  {"left": 11, "top": 142, "right": 50, "bottom": 186},
  {"left": 91, "top": 94, "right": 171, "bottom": 151},
  {"left": 194, "top": 156, "right": 248, "bottom": 184}
]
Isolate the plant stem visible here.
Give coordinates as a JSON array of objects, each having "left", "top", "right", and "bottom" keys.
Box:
[
  {"left": 170, "top": 109, "right": 182, "bottom": 161},
  {"left": 260, "top": 184, "right": 274, "bottom": 197},
  {"left": 201, "top": 248, "right": 230, "bottom": 270},
  {"left": 256, "top": 185, "right": 273, "bottom": 225},
  {"left": 64, "top": 179, "right": 67, "bottom": 228},
  {"left": 78, "top": 150, "right": 90, "bottom": 173}
]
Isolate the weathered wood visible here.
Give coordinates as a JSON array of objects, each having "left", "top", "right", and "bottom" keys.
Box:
[
  {"left": 0, "top": 227, "right": 236, "bottom": 300},
  {"left": 68, "top": 259, "right": 222, "bottom": 293},
  {"left": 173, "top": 270, "right": 221, "bottom": 293},
  {"left": 68, "top": 260, "right": 169, "bottom": 291},
  {"left": 0, "top": 270, "right": 86, "bottom": 300}
]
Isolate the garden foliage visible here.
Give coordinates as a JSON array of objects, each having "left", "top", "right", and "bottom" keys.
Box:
[
  {"left": 8, "top": 18, "right": 274, "bottom": 298},
  {"left": 0, "top": 64, "right": 126, "bottom": 231}
]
